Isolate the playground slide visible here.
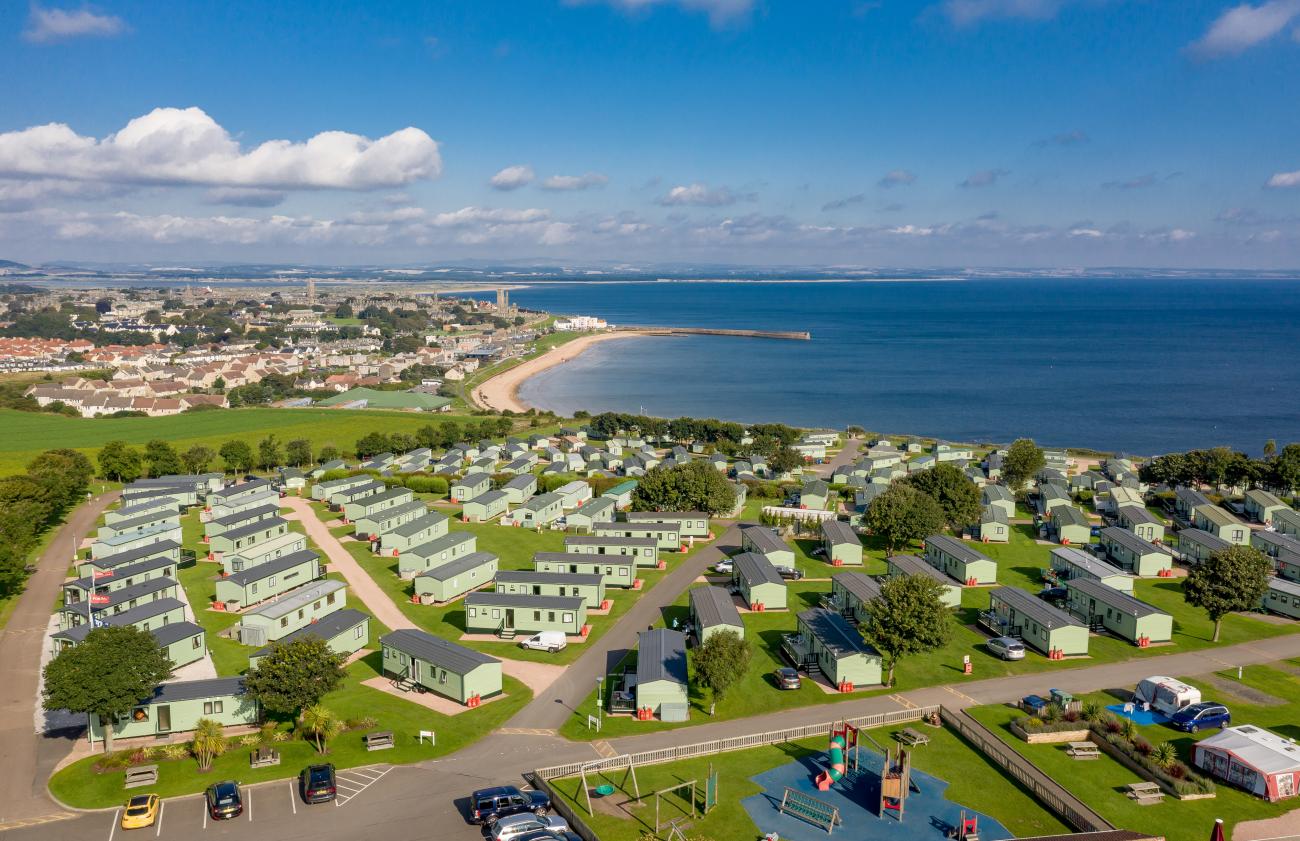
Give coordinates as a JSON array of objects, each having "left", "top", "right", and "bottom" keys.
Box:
[{"left": 814, "top": 735, "right": 847, "bottom": 791}]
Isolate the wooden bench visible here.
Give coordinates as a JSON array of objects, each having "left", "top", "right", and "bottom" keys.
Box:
[
  {"left": 124, "top": 765, "right": 158, "bottom": 789},
  {"left": 364, "top": 730, "right": 395, "bottom": 751},
  {"left": 897, "top": 727, "right": 931, "bottom": 747},
  {"left": 1066, "top": 741, "right": 1100, "bottom": 760},
  {"left": 1125, "top": 781, "right": 1165, "bottom": 805},
  {"left": 250, "top": 747, "right": 280, "bottom": 768}
]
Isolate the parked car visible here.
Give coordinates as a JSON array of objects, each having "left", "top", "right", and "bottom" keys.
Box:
[
  {"left": 713, "top": 559, "right": 733, "bottom": 574},
  {"left": 469, "top": 786, "right": 551, "bottom": 825},
  {"left": 1170, "top": 702, "right": 1231, "bottom": 733},
  {"left": 519, "top": 631, "right": 567, "bottom": 653},
  {"left": 299, "top": 763, "right": 337, "bottom": 804},
  {"left": 120, "top": 794, "right": 160, "bottom": 830},
  {"left": 205, "top": 781, "right": 244, "bottom": 820},
  {"left": 513, "top": 832, "right": 581, "bottom": 841},
  {"left": 1038, "top": 586, "right": 1068, "bottom": 605},
  {"left": 774, "top": 565, "right": 805, "bottom": 581},
  {"left": 775, "top": 667, "right": 802, "bottom": 690},
  {"left": 489, "top": 813, "right": 571, "bottom": 841},
  {"left": 986, "top": 636, "right": 1026, "bottom": 661}
]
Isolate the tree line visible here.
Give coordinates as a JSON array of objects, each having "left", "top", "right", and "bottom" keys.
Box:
[
  {"left": 1139, "top": 443, "right": 1300, "bottom": 493},
  {"left": 0, "top": 448, "right": 95, "bottom": 599}
]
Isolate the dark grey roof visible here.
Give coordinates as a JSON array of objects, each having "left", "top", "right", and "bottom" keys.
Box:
[
  {"left": 1066, "top": 578, "right": 1166, "bottom": 618},
  {"left": 67, "top": 555, "right": 175, "bottom": 590},
  {"left": 219, "top": 516, "right": 289, "bottom": 542},
  {"left": 211, "top": 479, "right": 272, "bottom": 502},
  {"left": 465, "top": 490, "right": 508, "bottom": 507},
  {"left": 1053, "top": 547, "right": 1132, "bottom": 580},
  {"left": 209, "top": 504, "right": 280, "bottom": 528},
  {"left": 464, "top": 591, "right": 584, "bottom": 611},
  {"left": 740, "top": 524, "right": 787, "bottom": 554},
  {"left": 926, "top": 534, "right": 994, "bottom": 565},
  {"left": 366, "top": 499, "right": 427, "bottom": 522},
  {"left": 495, "top": 569, "right": 602, "bottom": 588},
  {"left": 1101, "top": 526, "right": 1165, "bottom": 556},
  {"left": 1175, "top": 487, "right": 1212, "bottom": 508},
  {"left": 522, "top": 492, "right": 565, "bottom": 509},
  {"left": 1116, "top": 505, "right": 1161, "bottom": 526},
  {"left": 564, "top": 535, "right": 656, "bottom": 548},
  {"left": 224, "top": 550, "right": 319, "bottom": 586},
  {"left": 990, "top": 586, "right": 1084, "bottom": 630},
  {"left": 1179, "top": 528, "right": 1231, "bottom": 552},
  {"left": 821, "top": 520, "right": 858, "bottom": 544},
  {"left": 534, "top": 551, "right": 635, "bottom": 566},
  {"left": 104, "top": 511, "right": 180, "bottom": 533},
  {"left": 381, "top": 628, "right": 499, "bottom": 673},
  {"left": 732, "top": 552, "right": 785, "bottom": 587},
  {"left": 62, "top": 577, "right": 176, "bottom": 617},
  {"left": 887, "top": 554, "right": 952, "bottom": 585},
  {"left": 1270, "top": 577, "right": 1300, "bottom": 597},
  {"left": 334, "top": 479, "right": 385, "bottom": 498},
  {"left": 1254, "top": 530, "right": 1300, "bottom": 555},
  {"left": 350, "top": 487, "right": 413, "bottom": 508},
  {"left": 797, "top": 608, "right": 878, "bottom": 658},
  {"left": 244, "top": 580, "right": 346, "bottom": 619},
  {"left": 145, "top": 677, "right": 247, "bottom": 706},
  {"left": 52, "top": 597, "right": 187, "bottom": 642},
  {"left": 1052, "top": 505, "right": 1090, "bottom": 527},
  {"left": 626, "top": 510, "right": 707, "bottom": 521},
  {"left": 388, "top": 511, "right": 448, "bottom": 538},
  {"left": 594, "top": 521, "right": 678, "bottom": 534},
  {"left": 415, "top": 552, "right": 498, "bottom": 581},
  {"left": 636, "top": 628, "right": 688, "bottom": 686},
  {"left": 981, "top": 505, "right": 1008, "bottom": 524},
  {"left": 114, "top": 499, "right": 179, "bottom": 518},
  {"left": 689, "top": 586, "right": 743, "bottom": 630},
  {"left": 833, "top": 571, "right": 883, "bottom": 604},
  {"left": 150, "top": 620, "right": 206, "bottom": 647},
  {"left": 503, "top": 474, "right": 537, "bottom": 490},
  {"left": 406, "top": 531, "right": 475, "bottom": 557},
  {"left": 254, "top": 609, "right": 368, "bottom": 658}
]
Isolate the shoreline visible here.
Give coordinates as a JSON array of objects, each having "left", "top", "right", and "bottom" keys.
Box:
[{"left": 470, "top": 330, "right": 645, "bottom": 414}]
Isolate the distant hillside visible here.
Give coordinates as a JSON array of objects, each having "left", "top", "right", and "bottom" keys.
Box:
[{"left": 0, "top": 260, "right": 31, "bottom": 269}]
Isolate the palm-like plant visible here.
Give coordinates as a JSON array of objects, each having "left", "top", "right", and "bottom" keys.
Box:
[
  {"left": 1119, "top": 718, "right": 1138, "bottom": 742},
  {"left": 300, "top": 704, "right": 344, "bottom": 754},
  {"left": 190, "top": 718, "right": 227, "bottom": 772},
  {"left": 1081, "top": 701, "right": 1102, "bottom": 722},
  {"left": 1150, "top": 742, "right": 1179, "bottom": 769}
]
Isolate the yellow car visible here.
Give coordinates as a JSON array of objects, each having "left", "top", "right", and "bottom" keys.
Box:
[{"left": 120, "top": 794, "right": 160, "bottom": 830}]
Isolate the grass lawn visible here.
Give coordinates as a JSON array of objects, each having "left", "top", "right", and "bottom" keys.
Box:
[
  {"left": 47, "top": 652, "right": 532, "bottom": 809},
  {"left": 967, "top": 661, "right": 1300, "bottom": 841},
  {"left": 550, "top": 725, "right": 1067, "bottom": 841}
]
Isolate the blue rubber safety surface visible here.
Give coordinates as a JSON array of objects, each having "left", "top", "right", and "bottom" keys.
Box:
[
  {"left": 1105, "top": 703, "right": 1170, "bottom": 727},
  {"left": 740, "top": 749, "right": 1012, "bottom": 841}
]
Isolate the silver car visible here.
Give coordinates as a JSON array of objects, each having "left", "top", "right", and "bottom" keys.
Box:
[
  {"left": 987, "top": 636, "right": 1026, "bottom": 660},
  {"left": 490, "top": 813, "right": 571, "bottom": 841}
]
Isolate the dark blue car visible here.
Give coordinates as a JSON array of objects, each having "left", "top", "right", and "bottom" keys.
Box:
[{"left": 1170, "top": 702, "right": 1231, "bottom": 732}]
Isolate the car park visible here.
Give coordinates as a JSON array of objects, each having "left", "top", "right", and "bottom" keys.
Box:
[
  {"left": 205, "top": 781, "right": 243, "bottom": 820},
  {"left": 120, "top": 794, "right": 160, "bottom": 830},
  {"left": 489, "top": 813, "right": 570, "bottom": 841},
  {"left": 299, "top": 763, "right": 337, "bottom": 803},
  {"left": 1170, "top": 702, "right": 1231, "bottom": 733},
  {"left": 987, "top": 636, "right": 1026, "bottom": 660},
  {"left": 775, "top": 667, "right": 802, "bottom": 690},
  {"left": 469, "top": 785, "right": 551, "bottom": 825}
]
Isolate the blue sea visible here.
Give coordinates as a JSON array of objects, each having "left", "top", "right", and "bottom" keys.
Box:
[{"left": 494, "top": 278, "right": 1300, "bottom": 454}]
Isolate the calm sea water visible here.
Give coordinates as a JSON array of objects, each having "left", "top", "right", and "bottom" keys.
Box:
[{"left": 494, "top": 279, "right": 1300, "bottom": 455}]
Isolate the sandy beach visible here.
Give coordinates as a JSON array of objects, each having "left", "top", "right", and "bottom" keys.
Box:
[{"left": 471, "top": 330, "right": 644, "bottom": 413}]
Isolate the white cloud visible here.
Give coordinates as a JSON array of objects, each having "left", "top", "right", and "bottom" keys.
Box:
[
  {"left": 877, "top": 169, "right": 917, "bottom": 188},
  {"left": 540, "top": 172, "right": 609, "bottom": 191},
  {"left": 960, "top": 168, "right": 1009, "bottom": 188},
  {"left": 569, "top": 0, "right": 755, "bottom": 27},
  {"left": 1069, "top": 227, "right": 1104, "bottom": 238},
  {"left": 202, "top": 187, "right": 285, "bottom": 208},
  {"left": 24, "top": 4, "right": 127, "bottom": 43},
  {"left": 822, "top": 193, "right": 866, "bottom": 211},
  {"left": 489, "top": 165, "right": 535, "bottom": 191},
  {"left": 656, "top": 182, "right": 753, "bottom": 206},
  {"left": 942, "top": 0, "right": 1062, "bottom": 26},
  {"left": 1267, "top": 169, "right": 1300, "bottom": 187},
  {"left": 0, "top": 107, "right": 441, "bottom": 191},
  {"left": 1189, "top": 0, "right": 1300, "bottom": 56}
]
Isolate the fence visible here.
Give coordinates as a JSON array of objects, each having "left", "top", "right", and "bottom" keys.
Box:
[{"left": 940, "top": 707, "right": 1114, "bottom": 833}]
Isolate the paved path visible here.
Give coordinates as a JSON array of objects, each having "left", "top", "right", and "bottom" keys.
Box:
[
  {"left": 809, "top": 436, "right": 862, "bottom": 479},
  {"left": 505, "top": 526, "right": 743, "bottom": 731},
  {"left": 281, "top": 496, "right": 416, "bottom": 633},
  {"left": 0, "top": 490, "right": 118, "bottom": 828}
]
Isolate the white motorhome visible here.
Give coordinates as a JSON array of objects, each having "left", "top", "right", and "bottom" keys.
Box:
[{"left": 1133, "top": 675, "right": 1201, "bottom": 716}]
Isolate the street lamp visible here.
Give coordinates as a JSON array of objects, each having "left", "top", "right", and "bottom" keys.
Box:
[{"left": 596, "top": 675, "right": 604, "bottom": 725}]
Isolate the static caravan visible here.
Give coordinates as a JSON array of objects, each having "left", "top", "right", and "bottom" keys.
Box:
[
  {"left": 397, "top": 532, "right": 477, "bottom": 579},
  {"left": 556, "top": 480, "right": 593, "bottom": 510},
  {"left": 90, "top": 523, "right": 183, "bottom": 560},
  {"left": 981, "top": 484, "right": 1016, "bottom": 519},
  {"left": 565, "top": 496, "right": 616, "bottom": 532},
  {"left": 731, "top": 552, "right": 787, "bottom": 610},
  {"left": 380, "top": 629, "right": 502, "bottom": 705},
  {"left": 821, "top": 520, "right": 863, "bottom": 565},
  {"left": 1262, "top": 577, "right": 1300, "bottom": 619},
  {"left": 830, "top": 571, "right": 882, "bottom": 624},
  {"left": 1099, "top": 527, "right": 1173, "bottom": 577},
  {"left": 311, "top": 474, "right": 373, "bottom": 501},
  {"left": 87, "top": 676, "right": 259, "bottom": 744},
  {"left": 1245, "top": 489, "right": 1290, "bottom": 525},
  {"left": 924, "top": 534, "right": 997, "bottom": 586},
  {"left": 626, "top": 510, "right": 711, "bottom": 539},
  {"left": 51, "top": 599, "right": 206, "bottom": 668},
  {"left": 1177, "top": 528, "right": 1232, "bottom": 566},
  {"left": 979, "top": 506, "right": 1011, "bottom": 543},
  {"left": 462, "top": 490, "right": 509, "bottom": 523},
  {"left": 1194, "top": 726, "right": 1300, "bottom": 801},
  {"left": 494, "top": 569, "right": 605, "bottom": 608},
  {"left": 739, "top": 525, "right": 795, "bottom": 566},
  {"left": 451, "top": 472, "right": 492, "bottom": 503},
  {"left": 209, "top": 516, "right": 291, "bottom": 560},
  {"left": 59, "top": 577, "right": 180, "bottom": 631},
  {"left": 1049, "top": 505, "right": 1092, "bottom": 546},
  {"left": 77, "top": 540, "right": 181, "bottom": 579},
  {"left": 1038, "top": 483, "right": 1073, "bottom": 516},
  {"left": 985, "top": 586, "right": 1089, "bottom": 656},
  {"left": 204, "top": 504, "right": 280, "bottom": 539},
  {"left": 344, "top": 487, "right": 415, "bottom": 524},
  {"left": 1065, "top": 578, "right": 1172, "bottom": 644},
  {"left": 688, "top": 585, "right": 744, "bottom": 644},
  {"left": 98, "top": 511, "right": 180, "bottom": 542},
  {"left": 1174, "top": 487, "right": 1213, "bottom": 521},
  {"left": 236, "top": 579, "right": 347, "bottom": 646},
  {"left": 1050, "top": 547, "right": 1136, "bottom": 593},
  {"left": 329, "top": 479, "right": 386, "bottom": 509},
  {"left": 220, "top": 531, "right": 308, "bottom": 575},
  {"left": 508, "top": 492, "right": 565, "bottom": 527},
  {"left": 413, "top": 551, "right": 499, "bottom": 604},
  {"left": 62, "top": 556, "right": 177, "bottom": 611},
  {"left": 593, "top": 521, "right": 682, "bottom": 552},
  {"left": 789, "top": 608, "right": 882, "bottom": 688},
  {"left": 463, "top": 591, "right": 586, "bottom": 636},
  {"left": 1274, "top": 507, "right": 1300, "bottom": 538},
  {"left": 602, "top": 480, "right": 638, "bottom": 510},
  {"left": 1192, "top": 504, "right": 1250, "bottom": 545},
  {"left": 885, "top": 554, "right": 963, "bottom": 608},
  {"left": 104, "top": 497, "right": 178, "bottom": 526},
  {"left": 533, "top": 552, "right": 636, "bottom": 588},
  {"left": 208, "top": 490, "right": 279, "bottom": 522},
  {"left": 249, "top": 609, "right": 369, "bottom": 669},
  {"left": 799, "top": 480, "right": 830, "bottom": 510},
  {"left": 1251, "top": 531, "right": 1300, "bottom": 566},
  {"left": 1116, "top": 505, "right": 1165, "bottom": 542},
  {"left": 635, "top": 629, "right": 689, "bottom": 721},
  {"left": 501, "top": 474, "right": 537, "bottom": 504},
  {"left": 207, "top": 479, "right": 274, "bottom": 510},
  {"left": 355, "top": 499, "right": 427, "bottom": 542},
  {"left": 381, "top": 511, "right": 449, "bottom": 555},
  {"left": 214, "top": 550, "right": 322, "bottom": 609},
  {"left": 564, "top": 534, "right": 658, "bottom": 566}
]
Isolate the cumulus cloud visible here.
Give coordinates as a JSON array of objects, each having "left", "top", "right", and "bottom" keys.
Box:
[
  {"left": 822, "top": 193, "right": 866, "bottom": 211},
  {"left": 540, "top": 172, "right": 609, "bottom": 191},
  {"left": 877, "top": 169, "right": 917, "bottom": 188},
  {"left": 656, "top": 182, "right": 754, "bottom": 206},
  {"left": 202, "top": 187, "right": 286, "bottom": 208},
  {"left": 1034, "top": 129, "right": 1089, "bottom": 147},
  {"left": 489, "top": 165, "right": 535, "bottom": 191},
  {"left": 1267, "top": 169, "right": 1300, "bottom": 187},
  {"left": 568, "top": 0, "right": 755, "bottom": 27},
  {"left": 960, "top": 168, "right": 1009, "bottom": 188},
  {"left": 1189, "top": 0, "right": 1300, "bottom": 56},
  {"left": 942, "top": 0, "right": 1063, "bottom": 25},
  {"left": 0, "top": 107, "right": 441, "bottom": 191},
  {"left": 24, "top": 4, "right": 127, "bottom": 43}
]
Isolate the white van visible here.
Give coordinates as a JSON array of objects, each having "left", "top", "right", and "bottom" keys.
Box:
[
  {"left": 519, "top": 631, "right": 567, "bottom": 654},
  {"left": 1133, "top": 675, "right": 1201, "bottom": 715}
]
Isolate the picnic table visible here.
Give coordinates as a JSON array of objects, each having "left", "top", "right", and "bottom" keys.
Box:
[
  {"left": 250, "top": 746, "right": 280, "bottom": 768},
  {"left": 1065, "top": 741, "right": 1100, "bottom": 760},
  {"left": 1125, "top": 781, "right": 1165, "bottom": 805},
  {"left": 897, "top": 727, "right": 931, "bottom": 747}
]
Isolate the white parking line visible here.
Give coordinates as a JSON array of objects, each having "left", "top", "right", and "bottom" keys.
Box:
[
  {"left": 202, "top": 807, "right": 207, "bottom": 831},
  {"left": 247, "top": 788, "right": 253, "bottom": 823},
  {"left": 108, "top": 809, "right": 119, "bottom": 841},
  {"left": 156, "top": 801, "right": 165, "bottom": 837},
  {"left": 334, "top": 766, "right": 390, "bottom": 807},
  {"left": 289, "top": 782, "right": 297, "bottom": 815}
]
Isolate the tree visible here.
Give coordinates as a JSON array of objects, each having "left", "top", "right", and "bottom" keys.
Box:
[
  {"left": 767, "top": 445, "right": 803, "bottom": 477},
  {"left": 355, "top": 432, "right": 392, "bottom": 460},
  {"left": 27, "top": 448, "right": 93, "bottom": 509},
  {"left": 299, "top": 704, "right": 344, "bottom": 754},
  {"left": 97, "top": 440, "right": 143, "bottom": 482},
  {"left": 864, "top": 574, "right": 953, "bottom": 687},
  {"left": 219, "top": 439, "right": 254, "bottom": 474},
  {"left": 243, "top": 637, "right": 346, "bottom": 716},
  {"left": 190, "top": 718, "right": 227, "bottom": 772},
  {"left": 1264, "top": 439, "right": 1277, "bottom": 458},
  {"left": 334, "top": 302, "right": 353, "bottom": 319},
  {"left": 904, "top": 463, "right": 981, "bottom": 529},
  {"left": 285, "top": 439, "right": 313, "bottom": 467},
  {"left": 144, "top": 439, "right": 182, "bottom": 478},
  {"left": 42, "top": 626, "right": 174, "bottom": 753},
  {"left": 257, "top": 435, "right": 283, "bottom": 470},
  {"left": 318, "top": 445, "right": 340, "bottom": 464},
  {"left": 631, "top": 460, "right": 737, "bottom": 516},
  {"left": 1183, "top": 545, "right": 1272, "bottom": 642},
  {"left": 693, "top": 629, "right": 751, "bottom": 713},
  {"left": 181, "top": 445, "right": 216, "bottom": 474},
  {"left": 863, "top": 483, "right": 945, "bottom": 552},
  {"left": 1001, "top": 438, "right": 1045, "bottom": 490},
  {"left": 1273, "top": 444, "right": 1300, "bottom": 493}
]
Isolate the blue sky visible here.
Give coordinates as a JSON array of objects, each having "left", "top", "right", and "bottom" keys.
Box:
[{"left": 0, "top": 0, "right": 1298, "bottom": 268}]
